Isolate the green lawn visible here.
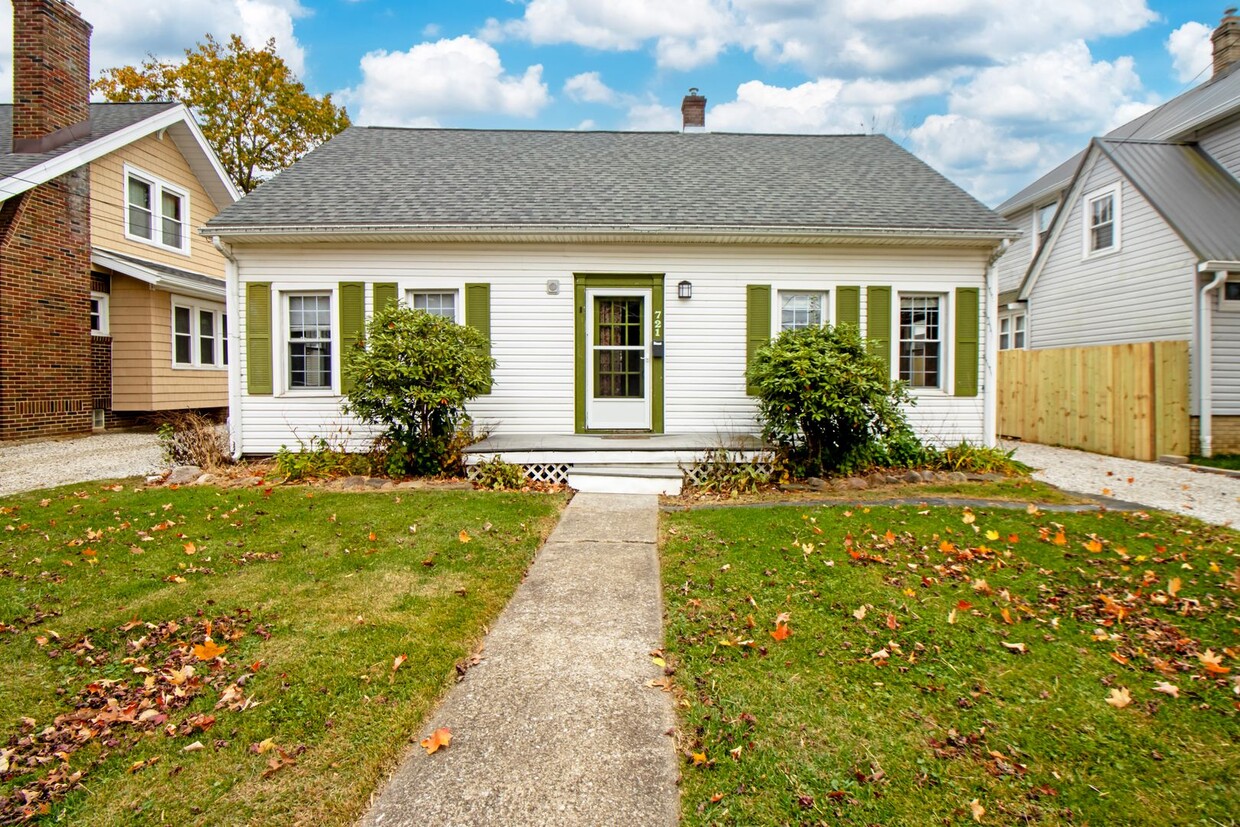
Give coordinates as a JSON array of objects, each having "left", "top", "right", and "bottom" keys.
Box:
[
  {"left": 662, "top": 502, "right": 1240, "bottom": 825},
  {"left": 1189, "top": 454, "right": 1240, "bottom": 472},
  {"left": 0, "top": 481, "right": 565, "bottom": 825}
]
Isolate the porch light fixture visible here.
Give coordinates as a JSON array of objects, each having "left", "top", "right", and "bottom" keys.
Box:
[{"left": 678, "top": 280, "right": 693, "bottom": 299}]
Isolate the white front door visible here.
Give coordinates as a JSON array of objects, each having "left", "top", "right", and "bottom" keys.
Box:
[{"left": 585, "top": 288, "right": 652, "bottom": 430}]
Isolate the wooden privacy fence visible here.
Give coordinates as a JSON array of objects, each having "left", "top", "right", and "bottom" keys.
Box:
[{"left": 997, "top": 341, "right": 1190, "bottom": 461}]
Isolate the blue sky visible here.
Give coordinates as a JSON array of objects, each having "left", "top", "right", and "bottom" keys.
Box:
[{"left": 2, "top": 1, "right": 1230, "bottom": 204}]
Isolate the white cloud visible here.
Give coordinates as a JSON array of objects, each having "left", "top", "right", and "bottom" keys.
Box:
[
  {"left": 488, "top": 0, "right": 1159, "bottom": 74},
  {"left": 909, "top": 113, "right": 1047, "bottom": 204},
  {"left": 1167, "top": 21, "right": 1213, "bottom": 83},
  {"left": 0, "top": 0, "right": 312, "bottom": 104},
  {"left": 564, "top": 71, "right": 618, "bottom": 105},
  {"left": 709, "top": 78, "right": 888, "bottom": 133},
  {"left": 947, "top": 42, "right": 1149, "bottom": 134},
  {"left": 340, "top": 36, "right": 550, "bottom": 126},
  {"left": 422, "top": 23, "right": 442, "bottom": 38}
]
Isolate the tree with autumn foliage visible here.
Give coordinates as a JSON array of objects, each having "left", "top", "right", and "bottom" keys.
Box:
[{"left": 94, "top": 35, "right": 350, "bottom": 193}]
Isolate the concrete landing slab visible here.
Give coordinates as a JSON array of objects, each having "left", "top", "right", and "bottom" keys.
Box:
[{"left": 361, "top": 493, "right": 678, "bottom": 827}]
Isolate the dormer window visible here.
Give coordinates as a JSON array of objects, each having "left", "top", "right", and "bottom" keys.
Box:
[{"left": 125, "top": 165, "right": 189, "bottom": 254}]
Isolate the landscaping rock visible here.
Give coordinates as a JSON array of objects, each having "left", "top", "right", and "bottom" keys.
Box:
[
  {"left": 364, "top": 478, "right": 386, "bottom": 489},
  {"left": 844, "top": 477, "right": 869, "bottom": 490},
  {"left": 779, "top": 482, "right": 815, "bottom": 492},
  {"left": 804, "top": 477, "right": 829, "bottom": 490},
  {"left": 396, "top": 480, "right": 428, "bottom": 489},
  {"left": 904, "top": 470, "right": 923, "bottom": 484},
  {"left": 195, "top": 473, "right": 214, "bottom": 486},
  {"left": 921, "top": 470, "right": 937, "bottom": 482},
  {"left": 166, "top": 465, "right": 202, "bottom": 485},
  {"left": 883, "top": 475, "right": 902, "bottom": 485},
  {"left": 430, "top": 481, "right": 474, "bottom": 491},
  {"left": 946, "top": 472, "right": 968, "bottom": 482},
  {"left": 232, "top": 476, "right": 264, "bottom": 488},
  {"left": 339, "top": 475, "right": 369, "bottom": 490}
]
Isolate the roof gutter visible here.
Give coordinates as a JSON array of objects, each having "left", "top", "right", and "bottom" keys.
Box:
[{"left": 199, "top": 223, "right": 1014, "bottom": 243}]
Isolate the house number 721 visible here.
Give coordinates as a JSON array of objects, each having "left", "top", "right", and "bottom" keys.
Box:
[{"left": 653, "top": 309, "right": 663, "bottom": 340}]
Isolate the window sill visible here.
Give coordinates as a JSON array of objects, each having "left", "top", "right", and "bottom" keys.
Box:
[
  {"left": 91, "top": 331, "right": 110, "bottom": 338},
  {"left": 1082, "top": 246, "right": 1120, "bottom": 262},
  {"left": 172, "top": 363, "right": 228, "bottom": 371},
  {"left": 123, "top": 230, "right": 192, "bottom": 258},
  {"left": 277, "top": 389, "right": 338, "bottom": 398}
]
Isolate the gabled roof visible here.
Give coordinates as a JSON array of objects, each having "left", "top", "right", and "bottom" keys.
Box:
[
  {"left": 0, "top": 103, "right": 238, "bottom": 209},
  {"left": 205, "top": 127, "right": 1013, "bottom": 243},
  {"left": 997, "top": 62, "right": 1240, "bottom": 215},
  {"left": 1098, "top": 139, "right": 1240, "bottom": 262}
]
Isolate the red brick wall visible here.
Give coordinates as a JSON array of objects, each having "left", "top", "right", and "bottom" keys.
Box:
[
  {"left": 11, "top": 0, "right": 91, "bottom": 143},
  {"left": 0, "top": 168, "right": 93, "bottom": 439}
]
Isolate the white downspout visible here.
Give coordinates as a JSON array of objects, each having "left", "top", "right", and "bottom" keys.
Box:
[
  {"left": 212, "top": 236, "right": 244, "bottom": 461},
  {"left": 983, "top": 239, "right": 1010, "bottom": 448},
  {"left": 1197, "top": 269, "right": 1227, "bottom": 457}
]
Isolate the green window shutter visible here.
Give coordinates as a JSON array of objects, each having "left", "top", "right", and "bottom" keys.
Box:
[
  {"left": 745, "top": 284, "right": 772, "bottom": 396},
  {"left": 465, "top": 283, "right": 492, "bottom": 395},
  {"left": 866, "top": 285, "right": 892, "bottom": 376},
  {"left": 954, "top": 287, "right": 980, "bottom": 397},
  {"left": 339, "top": 282, "right": 365, "bottom": 394},
  {"left": 245, "top": 282, "right": 272, "bottom": 396},
  {"left": 373, "top": 282, "right": 398, "bottom": 312},
  {"left": 836, "top": 286, "right": 860, "bottom": 329}
]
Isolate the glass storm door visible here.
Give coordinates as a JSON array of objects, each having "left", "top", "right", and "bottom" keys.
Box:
[{"left": 585, "top": 289, "right": 652, "bottom": 429}]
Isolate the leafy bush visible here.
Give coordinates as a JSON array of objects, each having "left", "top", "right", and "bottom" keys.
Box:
[
  {"left": 686, "top": 448, "right": 786, "bottom": 496},
  {"left": 156, "top": 411, "right": 232, "bottom": 470},
  {"left": 274, "top": 436, "right": 378, "bottom": 480},
  {"left": 930, "top": 441, "right": 1031, "bottom": 475},
  {"left": 343, "top": 305, "right": 495, "bottom": 477},
  {"left": 747, "top": 325, "right": 920, "bottom": 475},
  {"left": 470, "top": 457, "right": 527, "bottom": 490}
]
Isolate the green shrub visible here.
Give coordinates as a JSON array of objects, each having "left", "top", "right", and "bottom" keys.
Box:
[
  {"left": 930, "top": 441, "right": 1031, "bottom": 475},
  {"left": 470, "top": 457, "right": 527, "bottom": 490},
  {"left": 342, "top": 305, "right": 495, "bottom": 477},
  {"left": 747, "top": 324, "right": 921, "bottom": 475},
  {"left": 274, "top": 436, "right": 377, "bottom": 480},
  {"left": 686, "top": 448, "right": 786, "bottom": 497}
]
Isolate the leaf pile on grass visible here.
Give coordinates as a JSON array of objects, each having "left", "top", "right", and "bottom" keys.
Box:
[
  {"left": 0, "top": 483, "right": 563, "bottom": 825},
  {"left": 661, "top": 504, "right": 1239, "bottom": 825}
]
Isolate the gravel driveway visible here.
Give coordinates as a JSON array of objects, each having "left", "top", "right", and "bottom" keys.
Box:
[
  {"left": 0, "top": 432, "right": 167, "bottom": 498},
  {"left": 1007, "top": 441, "right": 1240, "bottom": 527}
]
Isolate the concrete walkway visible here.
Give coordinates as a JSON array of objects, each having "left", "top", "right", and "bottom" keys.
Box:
[{"left": 362, "top": 493, "right": 678, "bottom": 827}]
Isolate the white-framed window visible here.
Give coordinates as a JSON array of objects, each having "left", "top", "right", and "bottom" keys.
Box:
[
  {"left": 1082, "top": 183, "right": 1120, "bottom": 257},
  {"left": 999, "top": 312, "right": 1026, "bottom": 350},
  {"left": 124, "top": 165, "right": 190, "bottom": 254},
  {"left": 408, "top": 290, "right": 459, "bottom": 321},
  {"left": 1222, "top": 278, "right": 1240, "bottom": 309},
  {"left": 172, "top": 299, "right": 226, "bottom": 368},
  {"left": 899, "top": 294, "right": 943, "bottom": 389},
  {"left": 779, "top": 291, "right": 827, "bottom": 331},
  {"left": 90, "top": 292, "right": 109, "bottom": 336},
  {"left": 1035, "top": 201, "right": 1056, "bottom": 251},
  {"left": 287, "top": 293, "right": 333, "bottom": 390}
]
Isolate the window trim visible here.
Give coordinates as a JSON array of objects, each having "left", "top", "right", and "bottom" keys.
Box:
[
  {"left": 278, "top": 289, "right": 337, "bottom": 396},
  {"left": 90, "top": 291, "right": 110, "bottom": 337},
  {"left": 1222, "top": 278, "right": 1240, "bottom": 310},
  {"left": 774, "top": 289, "right": 830, "bottom": 333},
  {"left": 171, "top": 297, "right": 227, "bottom": 370},
  {"left": 998, "top": 310, "right": 1027, "bottom": 350},
  {"left": 1081, "top": 182, "right": 1121, "bottom": 259},
  {"left": 123, "top": 164, "right": 191, "bottom": 256},
  {"left": 1033, "top": 201, "right": 1056, "bottom": 255},
  {"left": 406, "top": 288, "right": 463, "bottom": 323},
  {"left": 895, "top": 291, "right": 949, "bottom": 393}
]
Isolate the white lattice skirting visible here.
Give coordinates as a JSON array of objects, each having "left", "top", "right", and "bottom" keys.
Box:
[{"left": 467, "top": 462, "right": 573, "bottom": 486}]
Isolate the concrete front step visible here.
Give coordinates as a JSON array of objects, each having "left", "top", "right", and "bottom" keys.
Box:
[{"left": 568, "top": 463, "right": 684, "bottom": 495}]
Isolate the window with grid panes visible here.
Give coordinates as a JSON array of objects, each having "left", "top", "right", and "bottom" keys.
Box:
[
  {"left": 899, "top": 295, "right": 941, "bottom": 388},
  {"left": 594, "top": 297, "right": 643, "bottom": 398},
  {"left": 288, "top": 294, "right": 332, "bottom": 389},
  {"left": 779, "top": 291, "right": 825, "bottom": 331},
  {"left": 410, "top": 291, "right": 457, "bottom": 320}
]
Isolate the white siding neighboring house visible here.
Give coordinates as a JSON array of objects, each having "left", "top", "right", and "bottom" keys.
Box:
[
  {"left": 994, "top": 10, "right": 1240, "bottom": 456},
  {"left": 205, "top": 96, "right": 1014, "bottom": 478}
]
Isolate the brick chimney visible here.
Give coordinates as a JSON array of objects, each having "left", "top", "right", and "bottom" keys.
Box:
[
  {"left": 681, "top": 88, "right": 706, "bottom": 132},
  {"left": 1213, "top": 7, "right": 1240, "bottom": 78},
  {"left": 11, "top": 0, "right": 92, "bottom": 152}
]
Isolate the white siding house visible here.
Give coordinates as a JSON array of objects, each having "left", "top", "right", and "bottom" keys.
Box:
[
  {"left": 994, "top": 17, "right": 1240, "bottom": 456},
  {"left": 205, "top": 118, "right": 1014, "bottom": 483}
]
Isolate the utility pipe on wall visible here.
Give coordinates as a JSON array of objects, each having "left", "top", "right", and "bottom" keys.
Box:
[
  {"left": 983, "top": 239, "right": 1011, "bottom": 449},
  {"left": 1197, "top": 268, "right": 1228, "bottom": 458},
  {"left": 212, "top": 236, "right": 244, "bottom": 461}
]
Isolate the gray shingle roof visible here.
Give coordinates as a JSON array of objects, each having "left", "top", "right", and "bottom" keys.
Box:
[
  {"left": 1099, "top": 139, "right": 1240, "bottom": 262},
  {"left": 205, "top": 128, "right": 1011, "bottom": 235},
  {"left": 997, "top": 63, "right": 1240, "bottom": 214},
  {"left": 0, "top": 102, "right": 179, "bottom": 181}
]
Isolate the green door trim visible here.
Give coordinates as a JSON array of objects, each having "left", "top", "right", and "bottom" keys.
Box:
[{"left": 574, "top": 273, "right": 664, "bottom": 434}]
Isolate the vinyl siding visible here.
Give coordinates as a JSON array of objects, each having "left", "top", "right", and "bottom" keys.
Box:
[
  {"left": 1198, "top": 115, "right": 1240, "bottom": 177},
  {"left": 110, "top": 274, "right": 229, "bottom": 411},
  {"left": 89, "top": 132, "right": 228, "bottom": 276},
  {"left": 1027, "top": 153, "right": 1196, "bottom": 349},
  {"left": 994, "top": 204, "right": 1034, "bottom": 294},
  {"left": 232, "top": 243, "right": 992, "bottom": 454},
  {"left": 1213, "top": 294, "right": 1240, "bottom": 414}
]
